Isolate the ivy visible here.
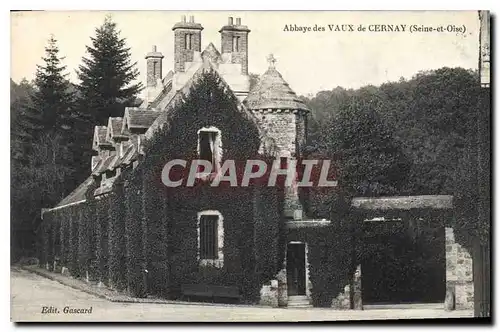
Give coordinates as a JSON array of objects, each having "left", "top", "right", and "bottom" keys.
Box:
[
  {"left": 39, "top": 70, "right": 284, "bottom": 304},
  {"left": 77, "top": 202, "right": 93, "bottom": 280},
  {"left": 108, "top": 173, "right": 127, "bottom": 290},
  {"left": 68, "top": 205, "right": 81, "bottom": 277},
  {"left": 287, "top": 220, "right": 355, "bottom": 307},
  {"left": 96, "top": 195, "right": 111, "bottom": 284},
  {"left": 124, "top": 166, "right": 147, "bottom": 297}
]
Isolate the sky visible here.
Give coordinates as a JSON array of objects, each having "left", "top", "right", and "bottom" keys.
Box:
[{"left": 10, "top": 11, "right": 481, "bottom": 97}]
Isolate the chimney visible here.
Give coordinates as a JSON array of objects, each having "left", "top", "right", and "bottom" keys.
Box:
[
  {"left": 219, "top": 17, "right": 251, "bottom": 74},
  {"left": 145, "top": 44, "right": 164, "bottom": 87},
  {"left": 172, "top": 15, "right": 204, "bottom": 72}
]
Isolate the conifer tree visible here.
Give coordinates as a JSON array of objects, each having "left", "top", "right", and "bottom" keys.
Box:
[
  {"left": 73, "top": 15, "right": 142, "bottom": 184},
  {"left": 11, "top": 36, "right": 76, "bottom": 260},
  {"left": 31, "top": 35, "right": 75, "bottom": 136},
  {"left": 77, "top": 15, "right": 143, "bottom": 126}
]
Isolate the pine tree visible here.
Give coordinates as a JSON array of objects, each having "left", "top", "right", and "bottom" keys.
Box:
[
  {"left": 73, "top": 15, "right": 143, "bottom": 185},
  {"left": 32, "top": 35, "right": 75, "bottom": 136},
  {"left": 11, "top": 36, "right": 77, "bottom": 260},
  {"left": 77, "top": 15, "right": 143, "bottom": 126}
]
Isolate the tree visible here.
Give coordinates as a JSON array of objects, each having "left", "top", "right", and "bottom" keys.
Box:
[
  {"left": 74, "top": 15, "right": 143, "bottom": 185},
  {"left": 323, "top": 87, "right": 411, "bottom": 197},
  {"left": 11, "top": 79, "right": 35, "bottom": 163},
  {"left": 11, "top": 36, "right": 76, "bottom": 261},
  {"left": 76, "top": 15, "right": 142, "bottom": 126},
  {"left": 31, "top": 35, "right": 75, "bottom": 135}
]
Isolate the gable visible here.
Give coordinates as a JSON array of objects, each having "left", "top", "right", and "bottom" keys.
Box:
[{"left": 145, "top": 61, "right": 277, "bottom": 155}]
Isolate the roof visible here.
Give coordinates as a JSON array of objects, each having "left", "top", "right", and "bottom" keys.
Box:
[
  {"left": 55, "top": 176, "right": 94, "bottom": 208},
  {"left": 92, "top": 155, "right": 117, "bottom": 175},
  {"left": 96, "top": 126, "right": 107, "bottom": 142},
  {"left": 144, "top": 60, "right": 279, "bottom": 156},
  {"left": 93, "top": 126, "right": 111, "bottom": 150},
  {"left": 110, "top": 118, "right": 123, "bottom": 135},
  {"left": 150, "top": 79, "right": 174, "bottom": 109},
  {"left": 172, "top": 21, "right": 203, "bottom": 31},
  {"left": 108, "top": 117, "right": 128, "bottom": 140},
  {"left": 244, "top": 66, "right": 310, "bottom": 112},
  {"left": 127, "top": 109, "right": 161, "bottom": 129},
  {"left": 48, "top": 51, "right": 283, "bottom": 211},
  {"left": 351, "top": 195, "right": 454, "bottom": 211},
  {"left": 201, "top": 43, "right": 222, "bottom": 64}
]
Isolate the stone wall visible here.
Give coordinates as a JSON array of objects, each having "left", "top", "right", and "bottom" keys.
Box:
[
  {"left": 276, "top": 267, "right": 288, "bottom": 307},
  {"left": 331, "top": 264, "right": 362, "bottom": 310},
  {"left": 146, "top": 58, "right": 162, "bottom": 87},
  {"left": 331, "top": 284, "right": 351, "bottom": 309},
  {"left": 445, "top": 227, "right": 474, "bottom": 310},
  {"left": 259, "top": 280, "right": 279, "bottom": 307},
  {"left": 220, "top": 30, "right": 249, "bottom": 75},
  {"left": 174, "top": 29, "right": 202, "bottom": 72},
  {"left": 252, "top": 111, "right": 297, "bottom": 157},
  {"left": 295, "top": 113, "right": 307, "bottom": 154}
]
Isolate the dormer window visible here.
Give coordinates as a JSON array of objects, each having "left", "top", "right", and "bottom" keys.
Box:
[{"left": 197, "top": 127, "right": 222, "bottom": 173}]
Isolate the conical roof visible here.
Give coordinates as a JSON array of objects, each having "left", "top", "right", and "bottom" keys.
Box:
[{"left": 244, "top": 59, "right": 310, "bottom": 112}]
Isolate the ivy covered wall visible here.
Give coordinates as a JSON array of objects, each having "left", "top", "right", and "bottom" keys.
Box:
[{"left": 286, "top": 220, "right": 354, "bottom": 307}]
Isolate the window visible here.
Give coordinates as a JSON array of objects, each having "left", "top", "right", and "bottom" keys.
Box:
[
  {"left": 197, "top": 127, "right": 222, "bottom": 172},
  {"left": 199, "top": 215, "right": 218, "bottom": 259},
  {"left": 197, "top": 210, "right": 224, "bottom": 267},
  {"left": 185, "top": 33, "right": 192, "bottom": 50},
  {"left": 232, "top": 36, "right": 240, "bottom": 52},
  {"left": 280, "top": 156, "right": 288, "bottom": 169}
]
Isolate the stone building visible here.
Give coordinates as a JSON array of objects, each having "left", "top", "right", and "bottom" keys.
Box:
[{"left": 40, "top": 15, "right": 474, "bottom": 310}]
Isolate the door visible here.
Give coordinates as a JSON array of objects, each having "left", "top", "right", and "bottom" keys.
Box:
[{"left": 287, "top": 243, "right": 306, "bottom": 296}]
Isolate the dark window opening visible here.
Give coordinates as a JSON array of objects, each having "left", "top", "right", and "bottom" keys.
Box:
[
  {"left": 280, "top": 157, "right": 288, "bottom": 169},
  {"left": 199, "top": 131, "right": 217, "bottom": 166},
  {"left": 185, "top": 34, "right": 192, "bottom": 50},
  {"left": 232, "top": 36, "right": 240, "bottom": 52},
  {"left": 200, "top": 215, "right": 218, "bottom": 259},
  {"left": 105, "top": 169, "right": 117, "bottom": 179}
]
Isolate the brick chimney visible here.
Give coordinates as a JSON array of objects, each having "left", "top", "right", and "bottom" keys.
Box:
[
  {"left": 219, "top": 17, "right": 250, "bottom": 75},
  {"left": 172, "top": 15, "right": 203, "bottom": 72},
  {"left": 145, "top": 45, "right": 164, "bottom": 87}
]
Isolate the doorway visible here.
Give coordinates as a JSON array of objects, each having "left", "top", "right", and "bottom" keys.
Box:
[{"left": 287, "top": 242, "right": 306, "bottom": 296}]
